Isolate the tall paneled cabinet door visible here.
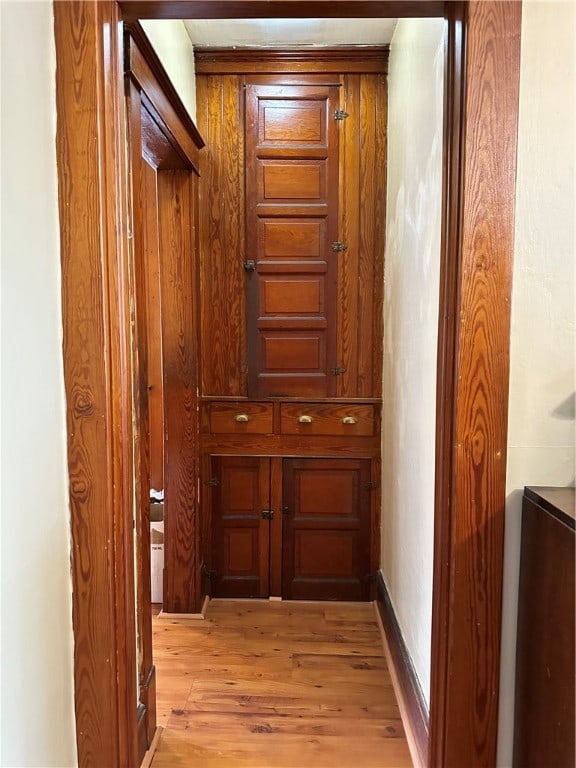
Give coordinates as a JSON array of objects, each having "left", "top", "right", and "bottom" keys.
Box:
[{"left": 245, "top": 83, "right": 341, "bottom": 398}]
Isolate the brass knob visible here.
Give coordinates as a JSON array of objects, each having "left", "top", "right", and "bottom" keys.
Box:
[
  {"left": 342, "top": 416, "right": 358, "bottom": 425},
  {"left": 234, "top": 414, "right": 250, "bottom": 423},
  {"left": 297, "top": 415, "right": 313, "bottom": 424}
]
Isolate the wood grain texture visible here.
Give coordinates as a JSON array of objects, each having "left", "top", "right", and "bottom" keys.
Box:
[
  {"left": 429, "top": 3, "right": 522, "bottom": 766},
  {"left": 196, "top": 75, "right": 247, "bottom": 396},
  {"left": 245, "top": 81, "right": 340, "bottom": 398},
  {"left": 127, "top": 79, "right": 156, "bottom": 761},
  {"left": 142, "top": 160, "right": 164, "bottom": 491},
  {"left": 201, "top": 434, "right": 380, "bottom": 459},
  {"left": 337, "top": 73, "right": 386, "bottom": 398},
  {"left": 151, "top": 600, "right": 412, "bottom": 767},
  {"left": 282, "top": 458, "right": 372, "bottom": 600},
  {"left": 158, "top": 171, "right": 201, "bottom": 613},
  {"left": 210, "top": 457, "right": 271, "bottom": 597},
  {"left": 208, "top": 401, "right": 274, "bottom": 434},
  {"left": 54, "top": 2, "right": 139, "bottom": 765},
  {"left": 195, "top": 46, "right": 389, "bottom": 74},
  {"left": 126, "top": 43, "right": 202, "bottom": 172},
  {"left": 269, "top": 457, "right": 284, "bottom": 595},
  {"left": 279, "top": 403, "right": 375, "bottom": 436},
  {"left": 56, "top": 4, "right": 523, "bottom": 765},
  {"left": 197, "top": 65, "right": 385, "bottom": 400},
  {"left": 125, "top": 21, "right": 204, "bottom": 159},
  {"left": 120, "top": 0, "right": 444, "bottom": 21}
]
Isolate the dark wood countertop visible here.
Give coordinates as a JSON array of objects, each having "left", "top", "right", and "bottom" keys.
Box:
[{"left": 524, "top": 486, "right": 575, "bottom": 529}]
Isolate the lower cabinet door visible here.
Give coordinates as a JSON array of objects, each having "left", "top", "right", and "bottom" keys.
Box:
[
  {"left": 211, "top": 456, "right": 270, "bottom": 598},
  {"left": 282, "top": 458, "right": 372, "bottom": 601},
  {"left": 209, "top": 455, "right": 372, "bottom": 601}
]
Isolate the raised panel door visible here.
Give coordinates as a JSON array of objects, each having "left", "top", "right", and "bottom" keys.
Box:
[
  {"left": 282, "top": 458, "right": 372, "bottom": 600},
  {"left": 208, "top": 454, "right": 373, "bottom": 601},
  {"left": 245, "top": 83, "right": 340, "bottom": 398},
  {"left": 211, "top": 456, "right": 270, "bottom": 597}
]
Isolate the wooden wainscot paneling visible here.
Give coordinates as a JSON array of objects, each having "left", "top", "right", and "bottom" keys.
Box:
[
  {"left": 127, "top": 76, "right": 156, "bottom": 761},
  {"left": 196, "top": 50, "right": 388, "bottom": 400},
  {"left": 337, "top": 71, "right": 386, "bottom": 398},
  {"left": 196, "top": 74, "right": 247, "bottom": 397},
  {"left": 158, "top": 169, "right": 202, "bottom": 613},
  {"left": 141, "top": 160, "right": 164, "bottom": 492}
]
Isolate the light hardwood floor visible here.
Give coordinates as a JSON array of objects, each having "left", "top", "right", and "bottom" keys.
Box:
[{"left": 151, "top": 599, "right": 412, "bottom": 767}]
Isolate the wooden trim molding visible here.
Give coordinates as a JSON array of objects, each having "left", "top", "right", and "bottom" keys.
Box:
[
  {"left": 194, "top": 46, "right": 389, "bottom": 74},
  {"left": 125, "top": 23, "right": 204, "bottom": 170},
  {"left": 54, "top": 2, "right": 138, "bottom": 765},
  {"left": 376, "top": 571, "right": 429, "bottom": 767},
  {"left": 430, "top": 2, "right": 522, "bottom": 766},
  {"left": 119, "top": 1, "right": 445, "bottom": 22}
]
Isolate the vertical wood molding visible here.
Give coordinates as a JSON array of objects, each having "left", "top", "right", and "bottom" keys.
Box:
[
  {"left": 158, "top": 170, "right": 201, "bottom": 613},
  {"left": 337, "top": 72, "right": 386, "bottom": 399},
  {"left": 142, "top": 161, "right": 165, "bottom": 491},
  {"left": 430, "top": 2, "right": 522, "bottom": 766},
  {"left": 196, "top": 74, "right": 247, "bottom": 397},
  {"left": 54, "top": 2, "right": 138, "bottom": 765},
  {"left": 127, "top": 78, "right": 156, "bottom": 759}
]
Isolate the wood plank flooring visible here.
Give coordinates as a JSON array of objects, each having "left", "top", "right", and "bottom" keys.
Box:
[{"left": 151, "top": 599, "right": 412, "bottom": 767}]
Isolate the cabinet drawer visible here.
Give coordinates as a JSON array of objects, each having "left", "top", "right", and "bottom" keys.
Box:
[
  {"left": 209, "top": 402, "right": 273, "bottom": 434},
  {"left": 280, "top": 404, "right": 374, "bottom": 436}
]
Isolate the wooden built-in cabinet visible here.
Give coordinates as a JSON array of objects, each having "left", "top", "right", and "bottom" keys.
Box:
[
  {"left": 207, "top": 455, "right": 373, "bottom": 601},
  {"left": 195, "top": 48, "right": 388, "bottom": 602}
]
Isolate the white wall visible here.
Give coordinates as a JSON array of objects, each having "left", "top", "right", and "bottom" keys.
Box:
[
  {"left": 498, "top": 2, "right": 575, "bottom": 765},
  {"left": 381, "top": 18, "right": 445, "bottom": 706},
  {"left": 0, "top": 2, "right": 77, "bottom": 766},
  {"left": 141, "top": 20, "right": 197, "bottom": 122}
]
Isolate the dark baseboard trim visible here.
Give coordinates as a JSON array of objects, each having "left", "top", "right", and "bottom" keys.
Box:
[{"left": 376, "top": 570, "right": 429, "bottom": 766}]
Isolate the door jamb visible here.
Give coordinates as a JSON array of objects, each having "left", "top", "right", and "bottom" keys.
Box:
[{"left": 54, "top": 1, "right": 522, "bottom": 766}]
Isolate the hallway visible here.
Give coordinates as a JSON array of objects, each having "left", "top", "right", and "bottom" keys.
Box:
[{"left": 151, "top": 600, "right": 412, "bottom": 767}]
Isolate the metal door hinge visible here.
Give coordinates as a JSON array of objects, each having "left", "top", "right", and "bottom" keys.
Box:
[
  {"left": 261, "top": 509, "right": 274, "bottom": 520},
  {"left": 365, "top": 572, "right": 378, "bottom": 583},
  {"left": 244, "top": 259, "right": 256, "bottom": 271},
  {"left": 331, "top": 241, "right": 348, "bottom": 252},
  {"left": 334, "top": 109, "right": 349, "bottom": 121},
  {"left": 330, "top": 365, "right": 346, "bottom": 376},
  {"left": 364, "top": 481, "right": 378, "bottom": 491},
  {"left": 203, "top": 477, "right": 219, "bottom": 487}
]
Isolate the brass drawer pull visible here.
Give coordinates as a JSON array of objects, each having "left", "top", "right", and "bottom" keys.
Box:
[
  {"left": 297, "top": 415, "right": 313, "bottom": 424},
  {"left": 234, "top": 413, "right": 250, "bottom": 423},
  {"left": 342, "top": 416, "right": 358, "bottom": 425}
]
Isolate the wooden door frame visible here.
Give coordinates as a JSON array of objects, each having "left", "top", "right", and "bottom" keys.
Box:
[{"left": 54, "top": 1, "right": 521, "bottom": 766}]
